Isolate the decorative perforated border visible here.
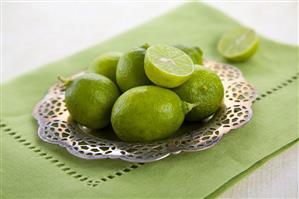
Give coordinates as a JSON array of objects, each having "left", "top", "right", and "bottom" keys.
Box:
[{"left": 1, "top": 72, "right": 298, "bottom": 187}]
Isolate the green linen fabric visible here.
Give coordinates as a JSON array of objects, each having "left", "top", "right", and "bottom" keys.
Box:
[{"left": 1, "top": 2, "right": 298, "bottom": 199}]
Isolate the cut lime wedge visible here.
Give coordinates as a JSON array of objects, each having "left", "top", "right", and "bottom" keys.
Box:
[
  {"left": 217, "top": 27, "right": 259, "bottom": 62},
  {"left": 144, "top": 45, "right": 194, "bottom": 88}
]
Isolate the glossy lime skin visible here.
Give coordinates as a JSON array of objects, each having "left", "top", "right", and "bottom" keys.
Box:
[
  {"left": 111, "top": 86, "right": 185, "bottom": 142},
  {"left": 88, "top": 52, "right": 122, "bottom": 83},
  {"left": 173, "top": 66, "right": 224, "bottom": 121},
  {"left": 175, "top": 45, "right": 203, "bottom": 64},
  {"left": 65, "top": 73, "right": 120, "bottom": 129},
  {"left": 116, "top": 47, "right": 151, "bottom": 92}
]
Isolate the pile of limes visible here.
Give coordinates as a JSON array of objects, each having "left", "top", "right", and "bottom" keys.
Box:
[{"left": 62, "top": 44, "right": 224, "bottom": 142}]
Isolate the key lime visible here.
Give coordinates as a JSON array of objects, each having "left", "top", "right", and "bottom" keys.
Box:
[
  {"left": 144, "top": 45, "right": 194, "bottom": 88},
  {"left": 175, "top": 45, "right": 203, "bottom": 64},
  {"left": 88, "top": 52, "right": 122, "bottom": 83},
  {"left": 111, "top": 86, "right": 194, "bottom": 142},
  {"left": 173, "top": 65, "right": 224, "bottom": 121},
  {"left": 63, "top": 73, "right": 120, "bottom": 129},
  {"left": 217, "top": 27, "right": 259, "bottom": 62},
  {"left": 116, "top": 47, "right": 151, "bottom": 92}
]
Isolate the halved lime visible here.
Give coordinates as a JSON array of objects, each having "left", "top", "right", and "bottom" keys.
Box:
[
  {"left": 144, "top": 45, "right": 194, "bottom": 88},
  {"left": 217, "top": 27, "right": 259, "bottom": 62}
]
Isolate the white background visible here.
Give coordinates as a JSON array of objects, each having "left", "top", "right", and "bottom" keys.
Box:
[{"left": 2, "top": 1, "right": 298, "bottom": 198}]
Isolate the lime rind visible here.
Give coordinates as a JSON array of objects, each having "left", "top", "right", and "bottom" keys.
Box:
[
  {"left": 111, "top": 86, "right": 185, "bottom": 142},
  {"left": 65, "top": 73, "right": 120, "bottom": 129},
  {"left": 116, "top": 47, "right": 151, "bottom": 92},
  {"left": 173, "top": 67, "right": 224, "bottom": 121},
  {"left": 88, "top": 52, "right": 122, "bottom": 82}
]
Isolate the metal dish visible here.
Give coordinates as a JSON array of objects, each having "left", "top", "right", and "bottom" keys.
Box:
[{"left": 33, "top": 60, "right": 257, "bottom": 162}]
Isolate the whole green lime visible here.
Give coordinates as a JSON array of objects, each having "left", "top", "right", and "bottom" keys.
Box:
[
  {"left": 173, "top": 65, "right": 224, "bottom": 121},
  {"left": 111, "top": 86, "right": 188, "bottom": 142},
  {"left": 88, "top": 52, "right": 122, "bottom": 83},
  {"left": 64, "top": 73, "right": 120, "bottom": 129},
  {"left": 175, "top": 45, "right": 203, "bottom": 64},
  {"left": 116, "top": 47, "right": 151, "bottom": 92}
]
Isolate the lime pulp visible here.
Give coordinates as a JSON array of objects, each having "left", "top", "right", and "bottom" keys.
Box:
[
  {"left": 217, "top": 27, "right": 259, "bottom": 62},
  {"left": 144, "top": 45, "right": 194, "bottom": 88}
]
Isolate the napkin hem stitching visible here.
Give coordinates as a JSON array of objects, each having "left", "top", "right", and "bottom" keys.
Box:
[
  {"left": 0, "top": 121, "right": 144, "bottom": 187},
  {"left": 254, "top": 72, "right": 298, "bottom": 102}
]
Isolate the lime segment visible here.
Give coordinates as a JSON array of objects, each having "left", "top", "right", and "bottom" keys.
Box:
[
  {"left": 217, "top": 27, "right": 259, "bottom": 62},
  {"left": 145, "top": 45, "right": 194, "bottom": 88}
]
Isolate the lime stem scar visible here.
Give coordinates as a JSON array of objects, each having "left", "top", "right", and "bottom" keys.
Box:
[{"left": 58, "top": 76, "right": 72, "bottom": 87}]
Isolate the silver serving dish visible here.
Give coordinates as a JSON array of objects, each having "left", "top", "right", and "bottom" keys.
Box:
[{"left": 33, "top": 60, "right": 257, "bottom": 162}]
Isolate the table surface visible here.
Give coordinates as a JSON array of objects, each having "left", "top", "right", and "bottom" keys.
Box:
[{"left": 2, "top": 1, "right": 298, "bottom": 198}]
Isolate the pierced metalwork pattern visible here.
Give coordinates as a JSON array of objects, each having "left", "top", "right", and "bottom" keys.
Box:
[{"left": 33, "top": 60, "right": 257, "bottom": 162}]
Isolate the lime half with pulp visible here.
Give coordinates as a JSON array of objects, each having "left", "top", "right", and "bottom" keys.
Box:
[
  {"left": 144, "top": 45, "right": 194, "bottom": 88},
  {"left": 217, "top": 27, "right": 259, "bottom": 62}
]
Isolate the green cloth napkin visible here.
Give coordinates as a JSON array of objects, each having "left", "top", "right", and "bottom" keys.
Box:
[{"left": 1, "top": 2, "right": 298, "bottom": 199}]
